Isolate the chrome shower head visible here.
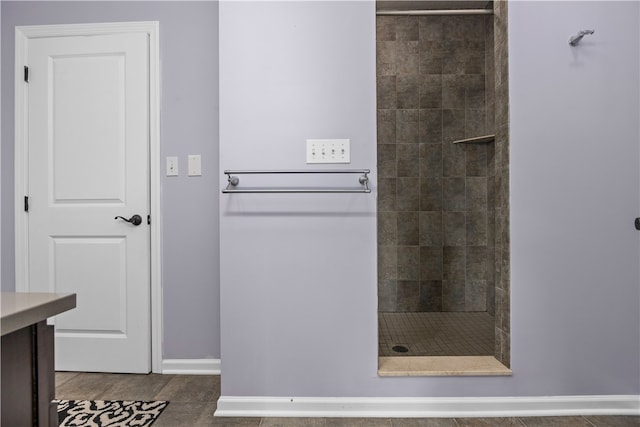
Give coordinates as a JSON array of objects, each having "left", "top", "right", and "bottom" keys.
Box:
[{"left": 569, "top": 29, "right": 595, "bottom": 46}]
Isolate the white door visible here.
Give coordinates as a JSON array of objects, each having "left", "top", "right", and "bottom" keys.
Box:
[{"left": 26, "top": 33, "right": 151, "bottom": 373}]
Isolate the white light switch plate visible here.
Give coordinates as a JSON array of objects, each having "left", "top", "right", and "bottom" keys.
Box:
[
  {"left": 188, "top": 155, "right": 202, "bottom": 176},
  {"left": 306, "top": 139, "right": 350, "bottom": 164},
  {"left": 166, "top": 157, "right": 178, "bottom": 176}
]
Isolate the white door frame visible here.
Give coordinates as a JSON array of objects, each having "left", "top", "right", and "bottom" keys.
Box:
[{"left": 14, "top": 21, "right": 163, "bottom": 373}]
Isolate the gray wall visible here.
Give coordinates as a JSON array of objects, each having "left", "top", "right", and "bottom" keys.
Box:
[
  {"left": 0, "top": 1, "right": 220, "bottom": 360},
  {"left": 219, "top": 0, "right": 639, "bottom": 397}
]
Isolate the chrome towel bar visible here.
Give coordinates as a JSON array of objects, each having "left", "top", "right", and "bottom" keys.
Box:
[{"left": 222, "top": 169, "right": 371, "bottom": 194}]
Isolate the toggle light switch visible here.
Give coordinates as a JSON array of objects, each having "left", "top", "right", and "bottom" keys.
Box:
[
  {"left": 306, "top": 139, "right": 350, "bottom": 164},
  {"left": 166, "top": 157, "right": 178, "bottom": 176}
]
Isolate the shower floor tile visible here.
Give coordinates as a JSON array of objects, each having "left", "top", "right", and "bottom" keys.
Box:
[{"left": 378, "top": 312, "right": 495, "bottom": 357}]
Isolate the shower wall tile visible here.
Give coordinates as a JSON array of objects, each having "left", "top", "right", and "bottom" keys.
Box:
[
  {"left": 443, "top": 246, "right": 465, "bottom": 280},
  {"left": 397, "top": 75, "right": 420, "bottom": 109},
  {"left": 377, "top": 41, "right": 397, "bottom": 76},
  {"left": 486, "top": 101, "right": 496, "bottom": 136},
  {"left": 486, "top": 213, "right": 495, "bottom": 250},
  {"left": 396, "top": 16, "right": 419, "bottom": 41},
  {"left": 457, "top": 16, "right": 484, "bottom": 40},
  {"left": 397, "top": 246, "right": 420, "bottom": 280},
  {"left": 419, "top": 41, "right": 444, "bottom": 75},
  {"left": 444, "top": 211, "right": 466, "bottom": 247},
  {"left": 419, "top": 16, "right": 444, "bottom": 41},
  {"left": 466, "top": 108, "right": 488, "bottom": 138},
  {"left": 443, "top": 44, "right": 485, "bottom": 75},
  {"left": 397, "top": 177, "right": 420, "bottom": 211},
  {"left": 397, "top": 144, "right": 420, "bottom": 177},
  {"left": 466, "top": 177, "right": 487, "bottom": 211},
  {"left": 443, "top": 109, "right": 466, "bottom": 144},
  {"left": 377, "top": 76, "right": 397, "bottom": 108},
  {"left": 419, "top": 281, "right": 443, "bottom": 311},
  {"left": 396, "top": 41, "right": 420, "bottom": 75},
  {"left": 486, "top": 276, "right": 496, "bottom": 316},
  {"left": 377, "top": 110, "right": 396, "bottom": 145},
  {"left": 397, "top": 211, "right": 419, "bottom": 245},
  {"left": 442, "top": 141, "right": 466, "bottom": 176},
  {"left": 378, "top": 211, "right": 397, "bottom": 246},
  {"left": 397, "top": 281, "right": 420, "bottom": 312},
  {"left": 420, "top": 176, "right": 443, "bottom": 211},
  {"left": 419, "top": 212, "right": 443, "bottom": 247},
  {"left": 494, "top": 206, "right": 507, "bottom": 248},
  {"left": 377, "top": 178, "right": 397, "bottom": 212},
  {"left": 419, "top": 75, "right": 443, "bottom": 109},
  {"left": 462, "top": 50, "right": 486, "bottom": 75},
  {"left": 496, "top": 123, "right": 510, "bottom": 169},
  {"left": 442, "top": 47, "right": 466, "bottom": 75},
  {"left": 377, "top": 16, "right": 396, "bottom": 41},
  {"left": 442, "top": 75, "right": 466, "bottom": 109},
  {"left": 396, "top": 109, "right": 420, "bottom": 144},
  {"left": 378, "top": 279, "right": 397, "bottom": 312},
  {"left": 465, "top": 280, "right": 487, "bottom": 311},
  {"left": 486, "top": 210, "right": 495, "bottom": 248},
  {"left": 443, "top": 177, "right": 466, "bottom": 211},
  {"left": 442, "top": 280, "right": 465, "bottom": 311},
  {"left": 378, "top": 245, "right": 397, "bottom": 281},
  {"left": 466, "top": 246, "right": 488, "bottom": 281},
  {"left": 378, "top": 144, "right": 397, "bottom": 178},
  {"left": 420, "top": 246, "right": 443, "bottom": 280},
  {"left": 419, "top": 144, "right": 443, "bottom": 177},
  {"left": 466, "top": 75, "right": 486, "bottom": 108},
  {"left": 500, "top": 281, "right": 511, "bottom": 334},
  {"left": 466, "top": 144, "right": 488, "bottom": 177},
  {"left": 466, "top": 211, "right": 488, "bottom": 246},
  {"left": 443, "top": 16, "right": 468, "bottom": 41},
  {"left": 419, "top": 109, "right": 443, "bottom": 144}
]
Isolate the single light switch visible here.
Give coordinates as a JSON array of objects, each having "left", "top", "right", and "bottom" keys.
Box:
[
  {"left": 188, "top": 155, "right": 202, "bottom": 176},
  {"left": 166, "top": 157, "right": 178, "bottom": 176}
]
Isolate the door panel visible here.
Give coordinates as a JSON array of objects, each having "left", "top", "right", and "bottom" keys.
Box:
[
  {"left": 27, "top": 33, "right": 150, "bottom": 373},
  {"left": 51, "top": 237, "right": 127, "bottom": 334},
  {"left": 52, "top": 54, "right": 126, "bottom": 203}
]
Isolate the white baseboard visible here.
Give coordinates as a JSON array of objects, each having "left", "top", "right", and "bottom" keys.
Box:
[
  {"left": 215, "top": 395, "right": 640, "bottom": 418},
  {"left": 161, "top": 358, "right": 221, "bottom": 375}
]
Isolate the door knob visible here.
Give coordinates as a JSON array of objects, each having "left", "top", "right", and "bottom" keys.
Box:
[{"left": 115, "top": 214, "right": 143, "bottom": 226}]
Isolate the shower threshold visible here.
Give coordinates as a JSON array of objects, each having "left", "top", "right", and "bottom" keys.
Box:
[{"left": 378, "top": 355, "right": 511, "bottom": 376}]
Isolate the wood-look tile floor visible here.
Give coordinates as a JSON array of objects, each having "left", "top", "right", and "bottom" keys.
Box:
[{"left": 56, "top": 372, "right": 639, "bottom": 427}]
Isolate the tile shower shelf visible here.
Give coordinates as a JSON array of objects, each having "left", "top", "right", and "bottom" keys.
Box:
[{"left": 452, "top": 134, "right": 495, "bottom": 144}]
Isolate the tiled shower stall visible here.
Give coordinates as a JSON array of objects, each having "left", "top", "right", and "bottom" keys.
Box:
[{"left": 376, "top": 2, "right": 510, "bottom": 366}]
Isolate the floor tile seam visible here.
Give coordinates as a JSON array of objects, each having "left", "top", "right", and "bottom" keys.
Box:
[{"left": 582, "top": 415, "right": 598, "bottom": 427}]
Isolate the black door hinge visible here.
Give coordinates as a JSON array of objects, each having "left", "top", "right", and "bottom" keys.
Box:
[
  {"left": 24, "top": 196, "right": 29, "bottom": 212},
  {"left": 24, "top": 66, "right": 29, "bottom": 83},
  {"left": 147, "top": 215, "right": 151, "bottom": 225}
]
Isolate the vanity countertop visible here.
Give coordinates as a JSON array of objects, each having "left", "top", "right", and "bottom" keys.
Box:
[{"left": 1, "top": 292, "right": 76, "bottom": 336}]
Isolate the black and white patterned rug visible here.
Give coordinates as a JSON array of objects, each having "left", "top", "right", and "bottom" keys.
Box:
[{"left": 57, "top": 400, "right": 169, "bottom": 427}]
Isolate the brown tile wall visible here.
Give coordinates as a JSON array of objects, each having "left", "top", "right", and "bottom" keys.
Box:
[
  {"left": 376, "top": 14, "right": 493, "bottom": 314},
  {"left": 493, "top": 0, "right": 511, "bottom": 368}
]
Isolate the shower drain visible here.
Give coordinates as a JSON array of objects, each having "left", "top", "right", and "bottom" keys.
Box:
[{"left": 392, "top": 345, "right": 409, "bottom": 353}]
